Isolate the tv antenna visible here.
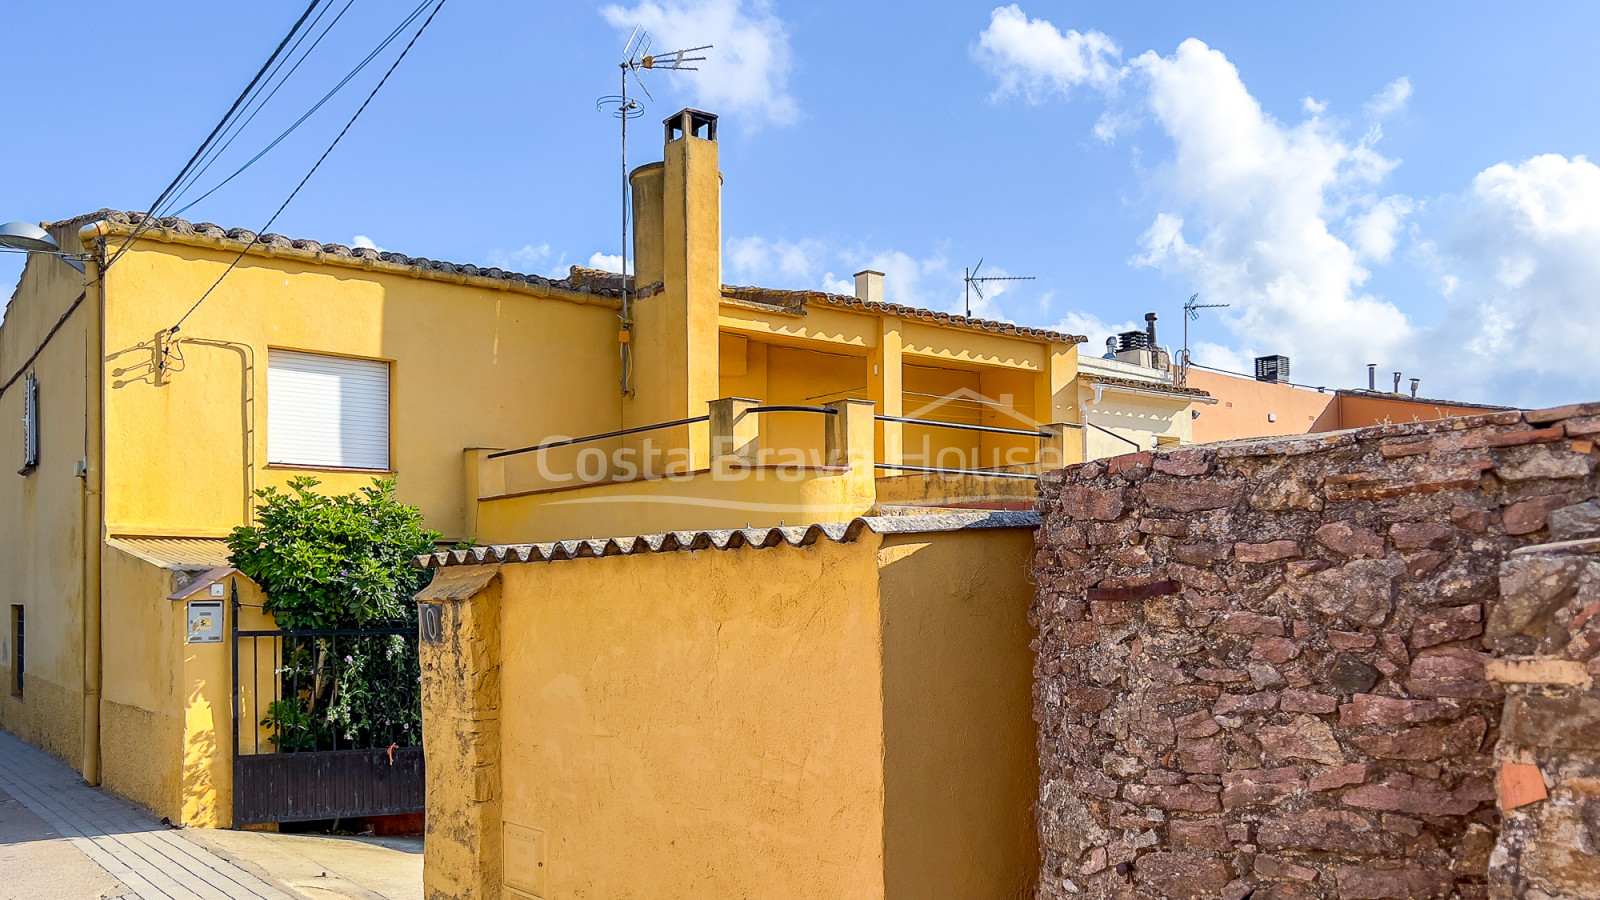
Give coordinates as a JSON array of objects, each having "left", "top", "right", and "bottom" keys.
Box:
[
  {"left": 962, "top": 259, "right": 1035, "bottom": 317},
  {"left": 597, "top": 27, "right": 710, "bottom": 395},
  {"left": 1178, "top": 293, "right": 1229, "bottom": 386}
]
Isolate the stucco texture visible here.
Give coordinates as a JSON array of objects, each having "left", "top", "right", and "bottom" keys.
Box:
[{"left": 419, "top": 521, "right": 1041, "bottom": 900}]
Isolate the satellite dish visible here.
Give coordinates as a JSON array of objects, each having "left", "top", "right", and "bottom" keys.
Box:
[{"left": 0, "top": 222, "right": 59, "bottom": 253}]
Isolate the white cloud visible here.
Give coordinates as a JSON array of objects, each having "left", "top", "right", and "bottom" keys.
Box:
[
  {"left": 1050, "top": 311, "right": 1141, "bottom": 355},
  {"left": 1347, "top": 195, "right": 1415, "bottom": 263},
  {"left": 601, "top": 0, "right": 797, "bottom": 126},
  {"left": 352, "top": 235, "right": 386, "bottom": 252},
  {"left": 820, "top": 272, "right": 853, "bottom": 295},
  {"left": 1366, "top": 76, "right": 1413, "bottom": 119},
  {"left": 725, "top": 236, "right": 826, "bottom": 284},
  {"left": 485, "top": 242, "right": 552, "bottom": 271},
  {"left": 978, "top": 20, "right": 1418, "bottom": 387},
  {"left": 586, "top": 252, "right": 630, "bottom": 273},
  {"left": 974, "top": 4, "right": 1122, "bottom": 101},
  {"left": 1424, "top": 153, "right": 1600, "bottom": 403}
]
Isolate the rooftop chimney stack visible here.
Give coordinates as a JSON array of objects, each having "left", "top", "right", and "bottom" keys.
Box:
[
  {"left": 854, "top": 270, "right": 884, "bottom": 304},
  {"left": 1145, "top": 312, "right": 1158, "bottom": 347},
  {"left": 1393, "top": 371, "right": 1402, "bottom": 394},
  {"left": 1368, "top": 364, "right": 1377, "bottom": 391},
  {"left": 1410, "top": 377, "right": 1420, "bottom": 399}
]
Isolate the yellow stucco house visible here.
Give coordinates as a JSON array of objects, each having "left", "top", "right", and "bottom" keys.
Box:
[{"left": 0, "top": 107, "right": 1221, "bottom": 897}]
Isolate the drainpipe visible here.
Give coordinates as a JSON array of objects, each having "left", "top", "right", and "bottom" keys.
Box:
[{"left": 79, "top": 222, "right": 108, "bottom": 785}]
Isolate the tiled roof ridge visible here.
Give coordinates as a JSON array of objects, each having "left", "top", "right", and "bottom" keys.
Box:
[
  {"left": 56, "top": 210, "right": 1084, "bottom": 342},
  {"left": 1082, "top": 372, "right": 1213, "bottom": 398},
  {"left": 52, "top": 209, "right": 625, "bottom": 299},
  {"left": 722, "top": 283, "right": 1087, "bottom": 345},
  {"left": 1334, "top": 388, "right": 1512, "bottom": 412},
  {"left": 412, "top": 509, "right": 1041, "bottom": 568}
]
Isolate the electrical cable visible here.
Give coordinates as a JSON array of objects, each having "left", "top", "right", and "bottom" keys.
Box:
[
  {"left": 171, "top": 0, "right": 434, "bottom": 218},
  {"left": 101, "top": 0, "right": 327, "bottom": 276},
  {"left": 163, "top": 0, "right": 356, "bottom": 215},
  {"left": 169, "top": 0, "right": 450, "bottom": 335}
]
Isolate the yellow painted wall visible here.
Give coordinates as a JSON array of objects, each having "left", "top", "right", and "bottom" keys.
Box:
[
  {"left": 421, "top": 521, "right": 1043, "bottom": 899},
  {"left": 877, "top": 528, "right": 1039, "bottom": 900},
  {"left": 0, "top": 248, "right": 89, "bottom": 768},
  {"left": 493, "top": 539, "right": 888, "bottom": 899},
  {"left": 181, "top": 576, "right": 275, "bottom": 828},
  {"left": 716, "top": 338, "right": 868, "bottom": 463},
  {"left": 474, "top": 460, "right": 876, "bottom": 544},
  {"left": 1079, "top": 385, "right": 1193, "bottom": 459},
  {"left": 98, "top": 239, "right": 623, "bottom": 543},
  {"left": 94, "top": 547, "right": 275, "bottom": 827},
  {"left": 98, "top": 545, "right": 184, "bottom": 821}
]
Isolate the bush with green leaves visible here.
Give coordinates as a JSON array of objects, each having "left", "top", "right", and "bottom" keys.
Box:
[{"left": 227, "top": 476, "right": 439, "bottom": 751}]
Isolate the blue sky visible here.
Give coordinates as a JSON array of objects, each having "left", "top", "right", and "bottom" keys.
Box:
[{"left": 5, "top": 2, "right": 1600, "bottom": 407}]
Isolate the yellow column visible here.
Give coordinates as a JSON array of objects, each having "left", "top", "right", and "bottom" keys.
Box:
[
  {"left": 868, "top": 317, "right": 904, "bottom": 466},
  {"left": 418, "top": 567, "right": 504, "bottom": 900},
  {"left": 709, "top": 397, "right": 761, "bottom": 466},
  {"left": 1034, "top": 341, "right": 1081, "bottom": 466}
]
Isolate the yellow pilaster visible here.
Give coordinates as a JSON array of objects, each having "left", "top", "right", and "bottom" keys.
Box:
[{"left": 869, "top": 317, "right": 904, "bottom": 466}]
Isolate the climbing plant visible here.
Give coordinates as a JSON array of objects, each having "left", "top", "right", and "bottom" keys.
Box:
[{"left": 228, "top": 476, "right": 439, "bottom": 751}]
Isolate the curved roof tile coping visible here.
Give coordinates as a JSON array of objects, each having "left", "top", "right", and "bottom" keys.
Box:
[
  {"left": 723, "top": 284, "right": 1087, "bottom": 345},
  {"left": 413, "top": 510, "right": 1040, "bottom": 568},
  {"left": 50, "top": 210, "right": 1080, "bottom": 345},
  {"left": 54, "top": 209, "right": 625, "bottom": 300}
]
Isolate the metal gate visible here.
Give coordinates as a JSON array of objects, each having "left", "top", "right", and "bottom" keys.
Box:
[{"left": 231, "top": 585, "right": 425, "bottom": 825}]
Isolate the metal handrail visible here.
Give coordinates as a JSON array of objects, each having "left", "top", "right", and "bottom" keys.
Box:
[
  {"left": 746, "top": 405, "right": 838, "bottom": 415},
  {"left": 874, "top": 462, "right": 1040, "bottom": 480},
  {"left": 1085, "top": 420, "right": 1142, "bottom": 451},
  {"left": 875, "top": 414, "right": 1049, "bottom": 438},
  {"left": 488, "top": 415, "right": 711, "bottom": 459}
]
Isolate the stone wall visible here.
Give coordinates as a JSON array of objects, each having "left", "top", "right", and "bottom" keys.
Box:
[
  {"left": 1487, "top": 533, "right": 1600, "bottom": 900},
  {"left": 1031, "top": 404, "right": 1600, "bottom": 900}
]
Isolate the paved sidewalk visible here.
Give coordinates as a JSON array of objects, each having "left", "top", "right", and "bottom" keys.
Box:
[{"left": 0, "top": 729, "right": 297, "bottom": 900}]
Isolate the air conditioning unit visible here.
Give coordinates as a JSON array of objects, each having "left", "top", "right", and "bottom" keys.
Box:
[{"left": 1255, "top": 355, "right": 1290, "bottom": 383}]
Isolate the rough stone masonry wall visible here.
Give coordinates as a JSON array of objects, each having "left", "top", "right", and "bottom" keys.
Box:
[{"left": 1031, "top": 403, "right": 1600, "bottom": 900}]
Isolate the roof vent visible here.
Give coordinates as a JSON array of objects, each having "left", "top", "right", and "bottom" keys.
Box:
[
  {"left": 1255, "top": 355, "right": 1290, "bottom": 383},
  {"left": 1117, "top": 330, "right": 1153, "bottom": 352}
]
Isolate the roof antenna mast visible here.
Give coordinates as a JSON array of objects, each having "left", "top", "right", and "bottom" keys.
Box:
[
  {"left": 598, "top": 27, "right": 710, "bottom": 396},
  {"left": 1179, "top": 293, "right": 1228, "bottom": 387},
  {"left": 962, "top": 259, "right": 1035, "bottom": 317}
]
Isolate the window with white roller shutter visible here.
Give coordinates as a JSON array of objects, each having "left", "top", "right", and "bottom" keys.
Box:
[{"left": 267, "top": 350, "right": 391, "bottom": 470}]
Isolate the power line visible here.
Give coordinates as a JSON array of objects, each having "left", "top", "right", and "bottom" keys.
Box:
[
  {"left": 101, "top": 0, "right": 327, "bottom": 275},
  {"left": 169, "top": 0, "right": 451, "bottom": 335},
  {"left": 164, "top": 0, "right": 357, "bottom": 215},
  {"left": 170, "top": 0, "right": 435, "bottom": 219}
]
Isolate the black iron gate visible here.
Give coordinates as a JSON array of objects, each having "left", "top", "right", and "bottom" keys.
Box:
[{"left": 230, "top": 585, "right": 425, "bottom": 825}]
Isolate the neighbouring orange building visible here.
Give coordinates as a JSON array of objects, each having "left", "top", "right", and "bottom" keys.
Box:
[{"left": 1183, "top": 366, "right": 1508, "bottom": 444}]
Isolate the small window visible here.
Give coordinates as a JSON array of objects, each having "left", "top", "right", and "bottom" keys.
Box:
[
  {"left": 11, "top": 605, "right": 23, "bottom": 698},
  {"left": 20, "top": 371, "right": 38, "bottom": 473},
  {"left": 267, "top": 351, "right": 391, "bottom": 470}
]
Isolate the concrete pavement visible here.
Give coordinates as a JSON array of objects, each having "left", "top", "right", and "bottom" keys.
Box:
[{"left": 0, "top": 729, "right": 418, "bottom": 900}]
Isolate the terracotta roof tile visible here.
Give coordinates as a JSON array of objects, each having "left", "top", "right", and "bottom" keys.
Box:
[
  {"left": 412, "top": 510, "right": 1040, "bottom": 568},
  {"left": 51, "top": 209, "right": 626, "bottom": 298},
  {"left": 1082, "top": 373, "right": 1213, "bottom": 398},
  {"left": 722, "top": 285, "right": 1086, "bottom": 344}
]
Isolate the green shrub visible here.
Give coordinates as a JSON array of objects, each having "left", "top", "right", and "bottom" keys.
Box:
[{"left": 227, "top": 476, "right": 438, "bottom": 751}]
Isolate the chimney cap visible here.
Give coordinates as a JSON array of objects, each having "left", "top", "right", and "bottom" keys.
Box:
[
  {"left": 1145, "top": 312, "right": 1158, "bottom": 322},
  {"left": 853, "top": 269, "right": 885, "bottom": 278},
  {"left": 664, "top": 108, "right": 718, "bottom": 142}
]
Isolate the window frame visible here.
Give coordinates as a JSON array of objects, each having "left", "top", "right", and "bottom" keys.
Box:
[
  {"left": 11, "top": 605, "right": 23, "bottom": 698},
  {"left": 265, "top": 349, "right": 394, "bottom": 472},
  {"left": 20, "top": 370, "right": 38, "bottom": 474}
]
